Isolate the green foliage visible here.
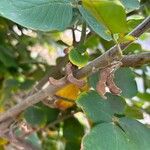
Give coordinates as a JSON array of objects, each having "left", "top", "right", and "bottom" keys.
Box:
[
  {"left": 114, "top": 68, "right": 138, "bottom": 98},
  {"left": 77, "top": 91, "right": 125, "bottom": 123},
  {"left": 82, "top": 118, "right": 150, "bottom": 150},
  {"left": 77, "top": 91, "right": 150, "bottom": 150},
  {"left": 69, "top": 48, "right": 89, "bottom": 67},
  {"left": 24, "top": 104, "right": 59, "bottom": 126},
  {"left": 79, "top": 6, "right": 112, "bottom": 41},
  {"left": 125, "top": 105, "right": 143, "bottom": 119},
  {"left": 24, "top": 105, "right": 47, "bottom": 126},
  {"left": 120, "top": 0, "right": 140, "bottom": 11},
  {"left": 0, "top": 0, "right": 73, "bottom": 31},
  {"left": 82, "top": 0, "right": 128, "bottom": 33},
  {"left": 124, "top": 43, "right": 142, "bottom": 54},
  {"left": 63, "top": 117, "right": 84, "bottom": 150},
  {"left": 0, "top": 0, "right": 150, "bottom": 149}
]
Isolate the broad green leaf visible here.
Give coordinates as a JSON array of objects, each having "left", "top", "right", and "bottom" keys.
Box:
[
  {"left": 76, "top": 91, "right": 125, "bottom": 123},
  {"left": 65, "top": 141, "right": 81, "bottom": 150},
  {"left": 41, "top": 103, "right": 60, "bottom": 124},
  {"left": 79, "top": 6, "right": 112, "bottom": 41},
  {"left": 63, "top": 117, "right": 84, "bottom": 150},
  {"left": 0, "top": 0, "right": 73, "bottom": 31},
  {"left": 69, "top": 48, "right": 89, "bottom": 67},
  {"left": 120, "top": 0, "right": 140, "bottom": 11},
  {"left": 114, "top": 68, "right": 138, "bottom": 98},
  {"left": 82, "top": 117, "right": 150, "bottom": 150},
  {"left": 82, "top": 0, "right": 128, "bottom": 33},
  {"left": 63, "top": 117, "right": 84, "bottom": 141},
  {"left": 120, "top": 117, "right": 150, "bottom": 150},
  {"left": 24, "top": 106, "right": 47, "bottom": 126},
  {"left": 82, "top": 122, "right": 133, "bottom": 150}
]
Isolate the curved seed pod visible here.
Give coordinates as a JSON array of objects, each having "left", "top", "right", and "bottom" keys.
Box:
[
  {"left": 66, "top": 62, "right": 85, "bottom": 87},
  {"left": 96, "top": 68, "right": 111, "bottom": 99},
  {"left": 67, "top": 74, "right": 85, "bottom": 88},
  {"left": 96, "top": 81, "right": 107, "bottom": 99},
  {"left": 106, "top": 74, "right": 122, "bottom": 95}
]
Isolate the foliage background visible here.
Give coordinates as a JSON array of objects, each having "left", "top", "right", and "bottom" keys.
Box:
[{"left": 0, "top": 0, "right": 150, "bottom": 149}]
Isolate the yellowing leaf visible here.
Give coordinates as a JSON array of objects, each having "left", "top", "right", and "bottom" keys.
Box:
[
  {"left": 55, "top": 84, "right": 80, "bottom": 110},
  {"left": 55, "top": 83, "right": 89, "bottom": 110},
  {"left": 118, "top": 35, "right": 136, "bottom": 43},
  {"left": 0, "top": 138, "right": 8, "bottom": 145},
  {"left": 0, "top": 107, "right": 4, "bottom": 113},
  {"left": 82, "top": 0, "right": 128, "bottom": 33}
]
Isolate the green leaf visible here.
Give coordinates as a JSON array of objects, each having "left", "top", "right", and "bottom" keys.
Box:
[
  {"left": 63, "top": 117, "right": 84, "bottom": 150},
  {"left": 82, "top": 118, "right": 150, "bottom": 150},
  {"left": 127, "top": 16, "right": 144, "bottom": 31},
  {"left": 124, "top": 43, "right": 142, "bottom": 54},
  {"left": 79, "top": 6, "right": 112, "bottom": 41},
  {"left": 76, "top": 91, "right": 125, "bottom": 123},
  {"left": 0, "top": 0, "right": 73, "bottom": 31},
  {"left": 76, "top": 44, "right": 87, "bottom": 53},
  {"left": 69, "top": 48, "right": 89, "bottom": 67},
  {"left": 0, "top": 45, "right": 17, "bottom": 67},
  {"left": 20, "top": 79, "right": 35, "bottom": 90},
  {"left": 82, "top": 122, "right": 132, "bottom": 150},
  {"left": 125, "top": 106, "right": 143, "bottom": 119},
  {"left": 65, "top": 141, "right": 81, "bottom": 150},
  {"left": 88, "top": 71, "right": 99, "bottom": 90},
  {"left": 84, "top": 35, "right": 100, "bottom": 49},
  {"left": 120, "top": 0, "right": 140, "bottom": 11},
  {"left": 63, "top": 117, "right": 84, "bottom": 141},
  {"left": 120, "top": 117, "right": 150, "bottom": 150},
  {"left": 82, "top": 0, "right": 128, "bottom": 33},
  {"left": 24, "top": 106, "right": 47, "bottom": 126},
  {"left": 41, "top": 103, "right": 60, "bottom": 124},
  {"left": 137, "top": 92, "right": 150, "bottom": 102},
  {"left": 114, "top": 68, "right": 138, "bottom": 98}
]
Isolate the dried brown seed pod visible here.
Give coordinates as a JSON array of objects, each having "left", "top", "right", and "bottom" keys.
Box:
[{"left": 106, "top": 74, "right": 122, "bottom": 95}]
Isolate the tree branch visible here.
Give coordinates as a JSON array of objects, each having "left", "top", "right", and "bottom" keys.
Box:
[
  {"left": 122, "top": 52, "right": 150, "bottom": 67},
  {"left": 0, "top": 16, "right": 150, "bottom": 124},
  {"left": 75, "top": 16, "right": 150, "bottom": 78}
]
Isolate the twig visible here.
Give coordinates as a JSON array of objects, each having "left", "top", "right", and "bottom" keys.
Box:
[
  {"left": 122, "top": 52, "right": 150, "bottom": 67},
  {"left": 80, "top": 22, "right": 87, "bottom": 44},
  {"left": 0, "top": 16, "right": 149, "bottom": 124},
  {"left": 72, "top": 27, "right": 77, "bottom": 46}
]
